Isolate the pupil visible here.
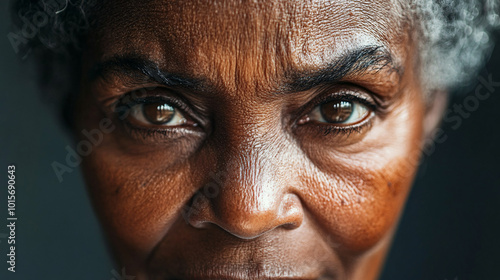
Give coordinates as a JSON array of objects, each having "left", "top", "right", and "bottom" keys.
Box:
[
  {"left": 320, "top": 100, "right": 353, "bottom": 123},
  {"left": 143, "top": 102, "right": 175, "bottom": 125}
]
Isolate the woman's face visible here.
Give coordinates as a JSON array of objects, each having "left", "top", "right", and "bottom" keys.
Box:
[{"left": 76, "top": 1, "right": 437, "bottom": 279}]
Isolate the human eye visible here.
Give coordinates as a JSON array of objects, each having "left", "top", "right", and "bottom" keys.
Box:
[
  {"left": 309, "top": 99, "right": 372, "bottom": 126},
  {"left": 122, "top": 97, "right": 189, "bottom": 127},
  {"left": 296, "top": 90, "right": 376, "bottom": 137},
  {"left": 113, "top": 92, "right": 203, "bottom": 142}
]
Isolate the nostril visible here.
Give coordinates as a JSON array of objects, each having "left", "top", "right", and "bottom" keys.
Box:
[
  {"left": 279, "top": 193, "right": 304, "bottom": 228},
  {"left": 281, "top": 223, "right": 300, "bottom": 230},
  {"left": 282, "top": 221, "right": 301, "bottom": 230},
  {"left": 183, "top": 193, "right": 214, "bottom": 228},
  {"left": 185, "top": 191, "right": 304, "bottom": 240}
]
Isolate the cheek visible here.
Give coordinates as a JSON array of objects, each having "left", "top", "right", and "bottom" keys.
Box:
[
  {"left": 299, "top": 94, "right": 425, "bottom": 253},
  {"left": 301, "top": 157, "right": 417, "bottom": 253},
  {"left": 76, "top": 118, "right": 208, "bottom": 261},
  {"left": 75, "top": 97, "right": 210, "bottom": 259},
  {"left": 81, "top": 152, "right": 194, "bottom": 258}
]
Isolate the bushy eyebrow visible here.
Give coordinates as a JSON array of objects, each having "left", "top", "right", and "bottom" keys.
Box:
[
  {"left": 282, "top": 45, "right": 403, "bottom": 93},
  {"left": 88, "top": 45, "right": 402, "bottom": 93}
]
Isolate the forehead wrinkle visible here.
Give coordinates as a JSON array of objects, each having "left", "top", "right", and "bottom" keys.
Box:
[
  {"left": 188, "top": 0, "right": 296, "bottom": 95},
  {"left": 289, "top": 1, "right": 406, "bottom": 64},
  {"left": 92, "top": 0, "right": 409, "bottom": 98},
  {"left": 145, "top": 0, "right": 342, "bottom": 96}
]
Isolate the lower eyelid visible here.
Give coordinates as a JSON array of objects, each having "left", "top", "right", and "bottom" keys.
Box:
[
  {"left": 121, "top": 121, "right": 204, "bottom": 144},
  {"left": 299, "top": 112, "right": 375, "bottom": 139}
]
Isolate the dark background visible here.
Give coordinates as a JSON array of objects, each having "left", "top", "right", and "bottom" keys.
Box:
[{"left": 0, "top": 1, "right": 499, "bottom": 279}]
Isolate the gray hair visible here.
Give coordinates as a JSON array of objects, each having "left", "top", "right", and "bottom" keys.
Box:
[{"left": 413, "top": 0, "right": 500, "bottom": 92}]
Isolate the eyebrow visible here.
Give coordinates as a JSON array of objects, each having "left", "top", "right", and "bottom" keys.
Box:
[
  {"left": 89, "top": 54, "right": 205, "bottom": 90},
  {"left": 283, "top": 45, "right": 402, "bottom": 93},
  {"left": 89, "top": 45, "right": 402, "bottom": 93}
]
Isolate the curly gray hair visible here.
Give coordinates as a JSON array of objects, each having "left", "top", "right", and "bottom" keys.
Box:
[
  {"left": 8, "top": 0, "right": 500, "bottom": 125},
  {"left": 413, "top": 0, "right": 500, "bottom": 91}
]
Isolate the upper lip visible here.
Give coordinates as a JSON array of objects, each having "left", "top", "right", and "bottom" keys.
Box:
[{"left": 151, "top": 219, "right": 338, "bottom": 280}]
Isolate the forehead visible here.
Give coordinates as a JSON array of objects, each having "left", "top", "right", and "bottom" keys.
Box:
[{"left": 87, "top": 0, "right": 408, "bottom": 92}]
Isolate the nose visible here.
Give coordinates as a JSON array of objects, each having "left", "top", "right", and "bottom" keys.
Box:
[{"left": 185, "top": 143, "right": 304, "bottom": 239}]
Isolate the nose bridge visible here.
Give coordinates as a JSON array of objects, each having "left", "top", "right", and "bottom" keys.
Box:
[
  {"left": 213, "top": 101, "right": 284, "bottom": 204},
  {"left": 187, "top": 119, "right": 303, "bottom": 239},
  {"left": 213, "top": 136, "right": 286, "bottom": 237}
]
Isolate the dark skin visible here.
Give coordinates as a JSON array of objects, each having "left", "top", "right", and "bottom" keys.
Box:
[{"left": 75, "top": 1, "right": 446, "bottom": 279}]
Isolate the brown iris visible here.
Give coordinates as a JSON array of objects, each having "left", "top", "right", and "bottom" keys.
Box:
[
  {"left": 142, "top": 102, "right": 175, "bottom": 125},
  {"left": 320, "top": 100, "right": 353, "bottom": 123}
]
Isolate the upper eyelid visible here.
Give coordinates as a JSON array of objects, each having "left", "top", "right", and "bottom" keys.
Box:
[
  {"left": 113, "top": 88, "right": 185, "bottom": 109},
  {"left": 314, "top": 92, "right": 376, "bottom": 110},
  {"left": 293, "top": 86, "right": 377, "bottom": 119},
  {"left": 118, "top": 95, "right": 186, "bottom": 108},
  {"left": 113, "top": 92, "right": 210, "bottom": 127}
]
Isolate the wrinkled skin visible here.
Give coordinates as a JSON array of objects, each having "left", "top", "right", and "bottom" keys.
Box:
[{"left": 75, "top": 1, "right": 445, "bottom": 279}]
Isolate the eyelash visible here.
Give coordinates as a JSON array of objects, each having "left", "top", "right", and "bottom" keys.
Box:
[
  {"left": 317, "top": 120, "right": 373, "bottom": 136},
  {"left": 313, "top": 92, "right": 377, "bottom": 112},
  {"left": 115, "top": 95, "right": 189, "bottom": 116}
]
